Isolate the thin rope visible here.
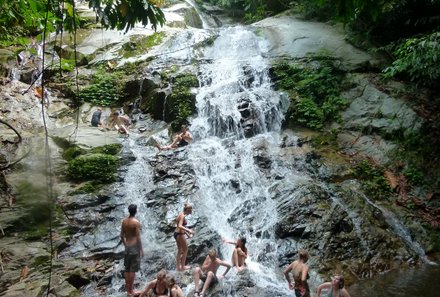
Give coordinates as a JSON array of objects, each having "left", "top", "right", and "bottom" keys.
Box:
[{"left": 69, "top": 0, "right": 81, "bottom": 142}]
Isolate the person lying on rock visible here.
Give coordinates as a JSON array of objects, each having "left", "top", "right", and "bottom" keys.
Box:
[
  {"left": 156, "top": 125, "right": 193, "bottom": 150},
  {"left": 222, "top": 236, "right": 248, "bottom": 272},
  {"left": 193, "top": 249, "right": 231, "bottom": 297}
]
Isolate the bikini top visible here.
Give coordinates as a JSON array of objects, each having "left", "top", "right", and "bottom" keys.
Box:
[{"left": 153, "top": 281, "right": 169, "bottom": 296}]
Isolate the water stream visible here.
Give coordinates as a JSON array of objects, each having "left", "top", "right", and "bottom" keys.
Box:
[{"left": 77, "top": 5, "right": 439, "bottom": 297}]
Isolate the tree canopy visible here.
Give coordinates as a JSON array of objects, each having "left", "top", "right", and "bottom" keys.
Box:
[{"left": 0, "top": 0, "right": 165, "bottom": 45}]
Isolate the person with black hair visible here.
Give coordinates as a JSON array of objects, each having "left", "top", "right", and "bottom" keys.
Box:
[
  {"left": 222, "top": 236, "right": 248, "bottom": 272},
  {"left": 91, "top": 108, "right": 103, "bottom": 127},
  {"left": 120, "top": 204, "right": 144, "bottom": 296},
  {"left": 317, "top": 274, "right": 351, "bottom": 297}
]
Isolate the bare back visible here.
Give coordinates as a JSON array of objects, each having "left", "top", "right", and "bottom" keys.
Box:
[{"left": 121, "top": 217, "right": 141, "bottom": 247}]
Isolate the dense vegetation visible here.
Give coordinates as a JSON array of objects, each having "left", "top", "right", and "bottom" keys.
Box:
[
  {"left": 202, "top": 0, "right": 440, "bottom": 89},
  {"left": 0, "top": 0, "right": 165, "bottom": 45}
]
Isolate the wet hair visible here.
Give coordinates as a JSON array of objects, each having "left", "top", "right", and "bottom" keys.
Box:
[
  {"left": 128, "top": 204, "right": 137, "bottom": 217},
  {"left": 237, "top": 237, "right": 247, "bottom": 254},
  {"left": 338, "top": 275, "right": 345, "bottom": 289},
  {"left": 166, "top": 275, "right": 176, "bottom": 287},
  {"left": 157, "top": 269, "right": 167, "bottom": 280},
  {"left": 298, "top": 249, "right": 309, "bottom": 261},
  {"left": 208, "top": 249, "right": 217, "bottom": 258},
  {"left": 183, "top": 203, "right": 192, "bottom": 211}
]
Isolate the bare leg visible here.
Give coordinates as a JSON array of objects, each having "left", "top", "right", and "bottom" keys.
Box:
[
  {"left": 193, "top": 267, "right": 203, "bottom": 294},
  {"left": 232, "top": 248, "right": 238, "bottom": 269},
  {"left": 201, "top": 271, "right": 215, "bottom": 295},
  {"left": 181, "top": 236, "right": 190, "bottom": 270},
  {"left": 176, "top": 235, "right": 184, "bottom": 271},
  {"left": 169, "top": 135, "right": 182, "bottom": 149}
]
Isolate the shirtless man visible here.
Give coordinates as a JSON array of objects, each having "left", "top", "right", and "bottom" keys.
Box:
[
  {"left": 120, "top": 204, "right": 144, "bottom": 296},
  {"left": 193, "top": 249, "right": 231, "bottom": 297},
  {"left": 109, "top": 111, "right": 131, "bottom": 135},
  {"left": 157, "top": 125, "right": 193, "bottom": 150}
]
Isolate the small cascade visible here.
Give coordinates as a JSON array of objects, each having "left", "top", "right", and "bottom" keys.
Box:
[{"left": 361, "top": 193, "right": 436, "bottom": 265}]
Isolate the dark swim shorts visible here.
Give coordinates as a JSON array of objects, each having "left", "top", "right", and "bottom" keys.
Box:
[
  {"left": 201, "top": 272, "right": 218, "bottom": 286},
  {"left": 124, "top": 245, "right": 140, "bottom": 272}
]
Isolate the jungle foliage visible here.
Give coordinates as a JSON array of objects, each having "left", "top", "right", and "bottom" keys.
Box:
[
  {"left": 202, "top": 0, "right": 440, "bottom": 89},
  {"left": 272, "top": 57, "right": 348, "bottom": 130},
  {"left": 0, "top": 0, "right": 165, "bottom": 45}
]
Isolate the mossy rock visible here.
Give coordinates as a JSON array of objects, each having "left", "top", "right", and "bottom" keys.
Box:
[
  {"left": 90, "top": 143, "right": 122, "bottom": 155},
  {"left": 144, "top": 72, "right": 198, "bottom": 125},
  {"left": 63, "top": 146, "right": 86, "bottom": 161},
  {"left": 67, "top": 153, "right": 119, "bottom": 183}
]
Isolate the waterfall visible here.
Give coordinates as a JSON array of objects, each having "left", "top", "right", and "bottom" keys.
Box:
[{"left": 183, "top": 26, "right": 293, "bottom": 295}]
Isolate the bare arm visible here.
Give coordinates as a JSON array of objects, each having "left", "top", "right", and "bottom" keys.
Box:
[
  {"left": 342, "top": 288, "right": 351, "bottom": 297},
  {"left": 220, "top": 260, "right": 232, "bottom": 278},
  {"left": 182, "top": 131, "right": 193, "bottom": 142},
  {"left": 284, "top": 263, "right": 294, "bottom": 289},
  {"left": 301, "top": 264, "right": 309, "bottom": 288},
  {"left": 140, "top": 281, "right": 155, "bottom": 297},
  {"left": 222, "top": 238, "right": 236, "bottom": 245},
  {"left": 136, "top": 221, "right": 144, "bottom": 257},
  {"left": 317, "top": 282, "right": 332, "bottom": 297},
  {"left": 177, "top": 214, "right": 193, "bottom": 234},
  {"left": 120, "top": 221, "right": 126, "bottom": 246}
]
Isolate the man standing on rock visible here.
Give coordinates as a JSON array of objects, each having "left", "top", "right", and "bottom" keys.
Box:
[{"left": 120, "top": 204, "right": 144, "bottom": 296}]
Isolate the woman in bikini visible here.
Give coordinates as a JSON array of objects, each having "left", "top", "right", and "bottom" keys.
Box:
[
  {"left": 317, "top": 275, "right": 351, "bottom": 297},
  {"left": 223, "top": 236, "right": 248, "bottom": 272},
  {"left": 139, "top": 269, "right": 169, "bottom": 297},
  {"left": 175, "top": 203, "right": 195, "bottom": 271},
  {"left": 284, "top": 249, "right": 310, "bottom": 297},
  {"left": 167, "top": 274, "right": 184, "bottom": 297}
]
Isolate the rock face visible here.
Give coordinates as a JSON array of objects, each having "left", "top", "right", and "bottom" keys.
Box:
[
  {"left": 1, "top": 2, "right": 438, "bottom": 297},
  {"left": 253, "top": 14, "right": 384, "bottom": 70}
]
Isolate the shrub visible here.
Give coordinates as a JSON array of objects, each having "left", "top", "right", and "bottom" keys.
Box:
[
  {"left": 384, "top": 32, "right": 440, "bottom": 88},
  {"left": 67, "top": 153, "right": 119, "bottom": 183},
  {"left": 272, "top": 58, "right": 347, "bottom": 130}
]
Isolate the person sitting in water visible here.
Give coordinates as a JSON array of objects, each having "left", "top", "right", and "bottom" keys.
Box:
[
  {"left": 284, "top": 249, "right": 310, "bottom": 297},
  {"left": 157, "top": 125, "right": 193, "bottom": 150},
  {"left": 193, "top": 249, "right": 231, "bottom": 297},
  {"left": 222, "top": 236, "right": 248, "bottom": 272},
  {"left": 139, "top": 269, "right": 169, "bottom": 297},
  {"left": 317, "top": 274, "right": 351, "bottom": 297},
  {"left": 167, "top": 274, "right": 184, "bottom": 297},
  {"left": 108, "top": 111, "right": 131, "bottom": 135},
  {"left": 91, "top": 108, "right": 103, "bottom": 127}
]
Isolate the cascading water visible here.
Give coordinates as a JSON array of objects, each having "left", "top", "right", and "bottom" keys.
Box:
[
  {"left": 185, "top": 26, "right": 296, "bottom": 294},
  {"left": 77, "top": 6, "right": 436, "bottom": 297}
]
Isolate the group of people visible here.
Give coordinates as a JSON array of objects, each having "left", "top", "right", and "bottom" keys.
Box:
[
  {"left": 90, "top": 108, "right": 131, "bottom": 135},
  {"left": 120, "top": 203, "right": 247, "bottom": 297},
  {"left": 120, "top": 204, "right": 350, "bottom": 297},
  {"left": 91, "top": 108, "right": 194, "bottom": 151},
  {"left": 284, "top": 250, "right": 351, "bottom": 297}
]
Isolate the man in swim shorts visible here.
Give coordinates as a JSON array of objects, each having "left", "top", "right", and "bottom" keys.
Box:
[{"left": 120, "top": 204, "right": 144, "bottom": 296}]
